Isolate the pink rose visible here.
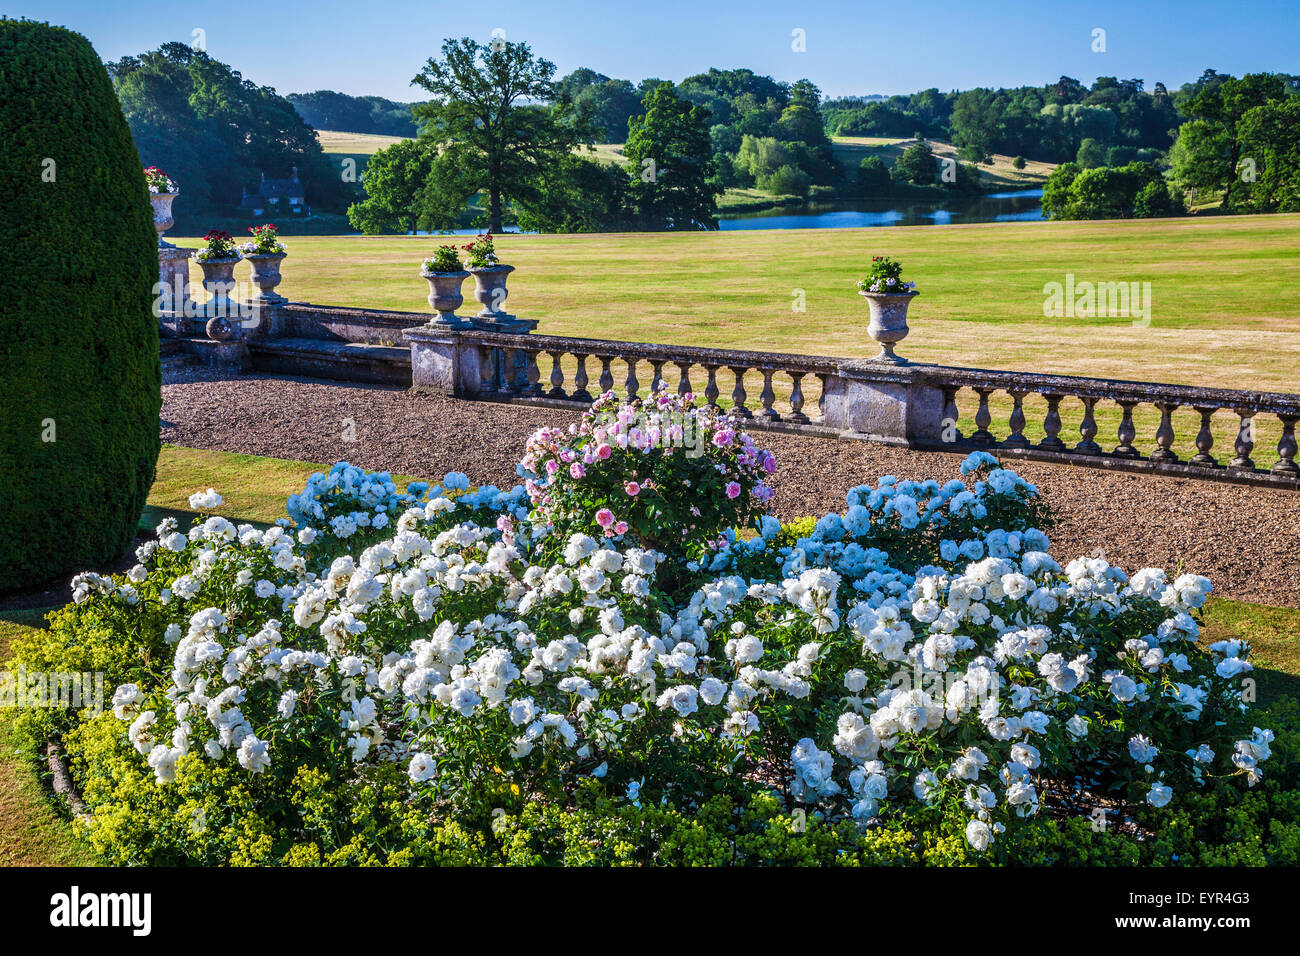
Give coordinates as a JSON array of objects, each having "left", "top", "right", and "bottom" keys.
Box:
[
  {"left": 597, "top": 444, "right": 612, "bottom": 459},
  {"left": 596, "top": 508, "right": 615, "bottom": 529},
  {"left": 545, "top": 460, "right": 560, "bottom": 476},
  {"left": 725, "top": 481, "right": 741, "bottom": 499},
  {"left": 614, "top": 521, "right": 629, "bottom": 535},
  {"left": 570, "top": 463, "right": 585, "bottom": 479},
  {"left": 713, "top": 429, "right": 734, "bottom": 448},
  {"left": 625, "top": 481, "right": 640, "bottom": 496},
  {"left": 762, "top": 453, "right": 777, "bottom": 474}
]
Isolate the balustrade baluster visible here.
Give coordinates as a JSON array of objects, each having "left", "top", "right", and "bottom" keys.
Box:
[
  {"left": 650, "top": 360, "right": 665, "bottom": 394},
  {"left": 598, "top": 356, "right": 614, "bottom": 395},
  {"left": 758, "top": 369, "right": 778, "bottom": 419},
  {"left": 478, "top": 346, "right": 495, "bottom": 394},
  {"left": 1075, "top": 396, "right": 1101, "bottom": 455},
  {"left": 788, "top": 372, "right": 809, "bottom": 424},
  {"left": 498, "top": 348, "right": 519, "bottom": 395},
  {"left": 547, "top": 351, "right": 566, "bottom": 398},
  {"left": 522, "top": 349, "right": 542, "bottom": 397},
  {"left": 1039, "top": 393, "right": 1065, "bottom": 450},
  {"left": 1274, "top": 414, "right": 1299, "bottom": 475},
  {"left": 1190, "top": 406, "right": 1217, "bottom": 466},
  {"left": 1151, "top": 402, "right": 1180, "bottom": 462},
  {"left": 571, "top": 354, "right": 592, "bottom": 403},
  {"left": 704, "top": 366, "right": 720, "bottom": 408},
  {"left": 970, "top": 388, "right": 995, "bottom": 446},
  {"left": 729, "top": 367, "right": 751, "bottom": 417},
  {"left": 940, "top": 385, "right": 963, "bottom": 445},
  {"left": 816, "top": 373, "right": 830, "bottom": 423},
  {"left": 625, "top": 360, "right": 640, "bottom": 400},
  {"left": 1229, "top": 408, "right": 1255, "bottom": 470},
  {"left": 1114, "top": 400, "right": 1140, "bottom": 458},
  {"left": 676, "top": 361, "right": 693, "bottom": 397},
  {"left": 1003, "top": 391, "right": 1029, "bottom": 447}
]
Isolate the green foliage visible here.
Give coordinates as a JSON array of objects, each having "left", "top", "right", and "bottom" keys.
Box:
[
  {"left": 756, "top": 164, "right": 811, "bottom": 198},
  {"left": 411, "top": 37, "right": 594, "bottom": 233},
  {"left": 857, "top": 256, "right": 914, "bottom": 294},
  {"left": 108, "top": 43, "right": 348, "bottom": 223},
  {"left": 1042, "top": 160, "right": 1180, "bottom": 220},
  {"left": 286, "top": 90, "right": 420, "bottom": 137},
  {"left": 1235, "top": 97, "right": 1300, "bottom": 212},
  {"left": 892, "top": 142, "right": 937, "bottom": 185},
  {"left": 513, "top": 153, "right": 634, "bottom": 234},
  {"left": 422, "top": 245, "right": 463, "bottom": 273},
  {"left": 1170, "top": 72, "right": 1300, "bottom": 211},
  {"left": 346, "top": 138, "right": 434, "bottom": 235},
  {"left": 0, "top": 18, "right": 160, "bottom": 591},
  {"left": 624, "top": 83, "right": 722, "bottom": 230},
  {"left": 557, "top": 69, "right": 642, "bottom": 143},
  {"left": 1076, "top": 137, "right": 1106, "bottom": 168},
  {"left": 857, "top": 155, "right": 891, "bottom": 195}
]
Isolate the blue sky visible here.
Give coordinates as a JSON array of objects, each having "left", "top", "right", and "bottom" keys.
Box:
[{"left": 10, "top": 0, "right": 1300, "bottom": 100}]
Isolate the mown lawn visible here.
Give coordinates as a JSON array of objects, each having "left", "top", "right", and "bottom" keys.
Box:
[{"left": 176, "top": 214, "right": 1300, "bottom": 391}]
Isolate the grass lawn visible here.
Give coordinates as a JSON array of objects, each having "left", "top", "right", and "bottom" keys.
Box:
[
  {"left": 1, "top": 442, "right": 1298, "bottom": 864},
  {"left": 0, "top": 614, "right": 100, "bottom": 866}
]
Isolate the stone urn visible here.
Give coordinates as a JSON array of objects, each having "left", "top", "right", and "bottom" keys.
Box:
[
  {"left": 245, "top": 252, "right": 287, "bottom": 305},
  {"left": 859, "top": 290, "right": 918, "bottom": 364},
  {"left": 468, "top": 264, "right": 515, "bottom": 323},
  {"left": 197, "top": 256, "right": 242, "bottom": 324},
  {"left": 420, "top": 269, "right": 471, "bottom": 327},
  {"left": 150, "top": 192, "right": 178, "bottom": 248}
]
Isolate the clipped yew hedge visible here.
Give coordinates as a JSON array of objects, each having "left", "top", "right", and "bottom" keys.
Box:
[{"left": 0, "top": 19, "right": 160, "bottom": 590}]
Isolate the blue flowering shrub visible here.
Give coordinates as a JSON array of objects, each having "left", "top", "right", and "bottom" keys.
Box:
[{"left": 11, "top": 391, "right": 1295, "bottom": 865}]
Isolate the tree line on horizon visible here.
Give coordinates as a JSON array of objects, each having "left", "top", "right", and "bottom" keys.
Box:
[{"left": 108, "top": 39, "right": 1300, "bottom": 232}]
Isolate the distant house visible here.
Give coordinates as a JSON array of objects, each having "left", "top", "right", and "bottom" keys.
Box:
[{"left": 241, "top": 167, "right": 308, "bottom": 216}]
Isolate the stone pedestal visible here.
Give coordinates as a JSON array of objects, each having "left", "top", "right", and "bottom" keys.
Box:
[
  {"left": 405, "top": 324, "right": 471, "bottom": 396},
  {"left": 821, "top": 362, "right": 946, "bottom": 446},
  {"left": 157, "top": 247, "right": 193, "bottom": 336}
]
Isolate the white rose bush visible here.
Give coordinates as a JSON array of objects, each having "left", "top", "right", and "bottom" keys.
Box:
[{"left": 14, "top": 390, "right": 1296, "bottom": 866}]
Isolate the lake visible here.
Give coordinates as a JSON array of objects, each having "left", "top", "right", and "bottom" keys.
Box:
[{"left": 719, "top": 188, "right": 1044, "bottom": 230}]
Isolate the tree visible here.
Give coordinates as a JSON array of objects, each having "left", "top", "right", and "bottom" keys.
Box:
[
  {"left": 951, "top": 88, "right": 1002, "bottom": 160},
  {"left": 1235, "top": 97, "right": 1300, "bottom": 212},
  {"left": 1043, "top": 161, "right": 1175, "bottom": 220},
  {"left": 1175, "top": 72, "right": 1291, "bottom": 210},
  {"left": 1076, "top": 137, "right": 1107, "bottom": 168},
  {"left": 0, "top": 19, "right": 160, "bottom": 589},
  {"left": 346, "top": 139, "right": 435, "bottom": 234},
  {"left": 624, "top": 82, "right": 721, "bottom": 230},
  {"left": 757, "top": 164, "right": 811, "bottom": 197},
  {"left": 514, "top": 155, "right": 634, "bottom": 232},
  {"left": 411, "top": 37, "right": 593, "bottom": 233},
  {"left": 288, "top": 91, "right": 419, "bottom": 137},
  {"left": 858, "top": 155, "right": 890, "bottom": 195},
  {"left": 892, "top": 142, "right": 937, "bottom": 185},
  {"left": 109, "top": 44, "right": 347, "bottom": 225},
  {"left": 1041, "top": 162, "right": 1082, "bottom": 218}
]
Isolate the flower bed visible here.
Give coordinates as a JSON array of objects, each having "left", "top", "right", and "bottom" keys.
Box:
[{"left": 11, "top": 391, "right": 1296, "bottom": 866}]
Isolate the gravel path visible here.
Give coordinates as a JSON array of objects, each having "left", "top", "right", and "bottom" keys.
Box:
[{"left": 161, "top": 372, "right": 1300, "bottom": 608}]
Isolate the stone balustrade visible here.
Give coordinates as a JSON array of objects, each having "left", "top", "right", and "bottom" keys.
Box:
[
  {"left": 917, "top": 367, "right": 1300, "bottom": 481},
  {"left": 153, "top": 246, "right": 1299, "bottom": 490}
]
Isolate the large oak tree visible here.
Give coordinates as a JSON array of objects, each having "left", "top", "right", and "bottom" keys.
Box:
[{"left": 412, "top": 37, "right": 593, "bottom": 233}]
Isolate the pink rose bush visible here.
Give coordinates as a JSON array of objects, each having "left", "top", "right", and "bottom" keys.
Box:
[
  {"left": 519, "top": 390, "right": 775, "bottom": 563},
  {"left": 17, "top": 393, "right": 1284, "bottom": 865}
]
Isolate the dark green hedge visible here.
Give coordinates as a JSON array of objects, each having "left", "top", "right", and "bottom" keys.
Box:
[{"left": 0, "top": 19, "right": 160, "bottom": 590}]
